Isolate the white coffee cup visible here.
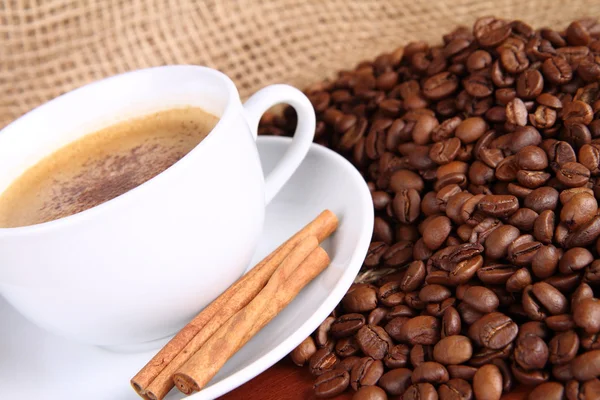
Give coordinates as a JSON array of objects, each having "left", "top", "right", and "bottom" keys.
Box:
[{"left": 0, "top": 66, "right": 315, "bottom": 347}]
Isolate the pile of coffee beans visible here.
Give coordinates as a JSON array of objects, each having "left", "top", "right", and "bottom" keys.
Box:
[{"left": 259, "top": 16, "right": 600, "bottom": 400}]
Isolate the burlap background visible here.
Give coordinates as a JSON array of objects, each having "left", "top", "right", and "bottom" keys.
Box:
[{"left": 2, "top": 0, "right": 600, "bottom": 129}]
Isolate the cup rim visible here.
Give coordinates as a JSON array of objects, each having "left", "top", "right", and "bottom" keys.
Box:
[{"left": 0, "top": 65, "right": 240, "bottom": 235}]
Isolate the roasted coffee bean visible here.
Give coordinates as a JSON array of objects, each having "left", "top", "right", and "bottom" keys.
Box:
[
  {"left": 373, "top": 217, "right": 394, "bottom": 244},
  {"left": 331, "top": 314, "right": 366, "bottom": 338},
  {"left": 557, "top": 162, "right": 591, "bottom": 188},
  {"left": 397, "top": 316, "right": 441, "bottom": 345},
  {"left": 549, "top": 330, "right": 580, "bottom": 365},
  {"left": 559, "top": 247, "right": 594, "bottom": 274},
  {"left": 316, "top": 316, "right": 336, "bottom": 348},
  {"left": 291, "top": 336, "right": 317, "bottom": 366},
  {"left": 314, "top": 369, "right": 350, "bottom": 398},
  {"left": 524, "top": 186, "right": 559, "bottom": 213},
  {"left": 532, "top": 245, "right": 560, "bottom": 278},
  {"left": 419, "top": 284, "right": 452, "bottom": 303},
  {"left": 528, "top": 382, "right": 565, "bottom": 400},
  {"left": 468, "top": 312, "right": 518, "bottom": 349},
  {"left": 469, "top": 344, "right": 513, "bottom": 367},
  {"left": 437, "top": 378, "right": 473, "bottom": 400},
  {"left": 378, "top": 282, "right": 405, "bottom": 307},
  {"left": 433, "top": 335, "right": 473, "bottom": 365},
  {"left": 336, "top": 336, "right": 360, "bottom": 357},
  {"left": 477, "top": 263, "right": 518, "bottom": 285},
  {"left": 514, "top": 334, "right": 549, "bottom": 370},
  {"left": 338, "top": 356, "right": 361, "bottom": 373},
  {"left": 393, "top": 189, "right": 421, "bottom": 224},
  {"left": 383, "top": 344, "right": 410, "bottom": 369},
  {"left": 400, "top": 260, "right": 427, "bottom": 292},
  {"left": 462, "top": 286, "right": 499, "bottom": 313},
  {"left": 506, "top": 268, "right": 532, "bottom": 292},
  {"left": 573, "top": 298, "right": 600, "bottom": 334},
  {"left": 560, "top": 193, "right": 598, "bottom": 231},
  {"left": 412, "top": 361, "right": 450, "bottom": 384},
  {"left": 310, "top": 348, "right": 339, "bottom": 376},
  {"left": 410, "top": 344, "right": 434, "bottom": 367},
  {"left": 566, "top": 378, "right": 600, "bottom": 400},
  {"left": 552, "top": 363, "right": 574, "bottom": 382},
  {"left": 352, "top": 385, "right": 388, "bottom": 400},
  {"left": 378, "top": 367, "right": 412, "bottom": 396},
  {"left": 404, "top": 383, "right": 438, "bottom": 400},
  {"left": 447, "top": 365, "right": 478, "bottom": 382},
  {"left": 442, "top": 306, "right": 462, "bottom": 338},
  {"left": 473, "top": 364, "right": 503, "bottom": 400},
  {"left": 571, "top": 350, "right": 600, "bottom": 381},
  {"left": 522, "top": 282, "right": 569, "bottom": 320},
  {"left": 343, "top": 285, "right": 378, "bottom": 313},
  {"left": 485, "top": 225, "right": 520, "bottom": 259},
  {"left": 545, "top": 314, "right": 576, "bottom": 332},
  {"left": 350, "top": 356, "right": 384, "bottom": 390},
  {"left": 534, "top": 210, "right": 555, "bottom": 244},
  {"left": 356, "top": 325, "right": 393, "bottom": 360},
  {"left": 511, "top": 362, "right": 550, "bottom": 385}
]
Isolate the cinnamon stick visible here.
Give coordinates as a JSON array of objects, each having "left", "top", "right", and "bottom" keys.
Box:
[
  {"left": 131, "top": 210, "right": 337, "bottom": 399},
  {"left": 144, "top": 235, "right": 318, "bottom": 400},
  {"left": 172, "top": 246, "right": 331, "bottom": 394}
]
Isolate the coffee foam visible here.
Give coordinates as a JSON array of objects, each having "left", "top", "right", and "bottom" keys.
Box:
[{"left": 0, "top": 107, "right": 218, "bottom": 228}]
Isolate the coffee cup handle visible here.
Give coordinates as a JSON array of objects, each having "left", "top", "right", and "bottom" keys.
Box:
[{"left": 243, "top": 84, "right": 316, "bottom": 204}]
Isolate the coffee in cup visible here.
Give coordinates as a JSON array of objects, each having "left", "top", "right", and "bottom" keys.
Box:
[{"left": 0, "top": 107, "right": 218, "bottom": 228}]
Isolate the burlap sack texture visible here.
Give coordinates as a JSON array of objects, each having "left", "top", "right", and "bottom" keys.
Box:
[{"left": 2, "top": 0, "right": 600, "bottom": 129}]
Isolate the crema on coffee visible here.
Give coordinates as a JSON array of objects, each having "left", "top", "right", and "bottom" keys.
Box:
[{"left": 0, "top": 107, "right": 218, "bottom": 228}]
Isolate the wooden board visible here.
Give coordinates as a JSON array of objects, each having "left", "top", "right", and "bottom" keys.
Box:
[{"left": 221, "top": 358, "right": 532, "bottom": 399}]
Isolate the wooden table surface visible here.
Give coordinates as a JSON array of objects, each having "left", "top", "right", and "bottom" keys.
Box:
[{"left": 221, "top": 358, "right": 532, "bottom": 399}]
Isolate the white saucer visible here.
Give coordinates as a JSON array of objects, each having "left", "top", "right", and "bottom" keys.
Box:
[{"left": 0, "top": 136, "right": 373, "bottom": 400}]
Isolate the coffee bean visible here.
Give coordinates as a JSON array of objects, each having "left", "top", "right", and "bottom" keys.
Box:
[
  {"left": 559, "top": 247, "right": 594, "bottom": 274},
  {"left": 533, "top": 210, "right": 555, "bottom": 244},
  {"left": 378, "top": 367, "right": 412, "bottom": 396},
  {"left": 314, "top": 369, "right": 350, "bottom": 398},
  {"left": 442, "top": 306, "right": 462, "bottom": 338},
  {"left": 524, "top": 186, "right": 559, "bottom": 213},
  {"left": 477, "top": 263, "right": 518, "bottom": 284},
  {"left": 400, "top": 260, "right": 427, "bottom": 292},
  {"left": 350, "top": 356, "right": 384, "bottom": 390},
  {"left": 352, "top": 385, "right": 388, "bottom": 400},
  {"left": 532, "top": 245, "right": 560, "bottom": 278},
  {"left": 462, "top": 286, "right": 500, "bottom": 313},
  {"left": 528, "top": 382, "right": 565, "bottom": 400},
  {"left": 571, "top": 350, "right": 600, "bottom": 381},
  {"left": 573, "top": 298, "right": 600, "bottom": 334},
  {"left": 310, "top": 348, "right": 339, "bottom": 376},
  {"left": 412, "top": 361, "right": 450, "bottom": 385},
  {"left": 514, "top": 334, "right": 549, "bottom": 370},
  {"left": 404, "top": 383, "right": 438, "bottom": 400},
  {"left": 291, "top": 336, "right": 317, "bottom": 366},
  {"left": 437, "top": 378, "right": 473, "bottom": 400},
  {"left": 377, "top": 281, "right": 405, "bottom": 307},
  {"left": 343, "top": 285, "right": 378, "bottom": 313},
  {"left": 410, "top": 344, "right": 434, "bottom": 368},
  {"left": 356, "top": 325, "right": 393, "bottom": 360},
  {"left": 336, "top": 337, "right": 360, "bottom": 358},
  {"left": 383, "top": 344, "right": 410, "bottom": 369},
  {"left": 331, "top": 314, "right": 366, "bottom": 338},
  {"left": 419, "top": 284, "right": 452, "bottom": 303},
  {"left": 485, "top": 225, "right": 521, "bottom": 259},
  {"left": 397, "top": 316, "right": 441, "bottom": 345},
  {"left": 433, "top": 335, "right": 473, "bottom": 365},
  {"left": 316, "top": 316, "right": 336, "bottom": 348},
  {"left": 549, "top": 330, "right": 580, "bottom": 365},
  {"left": 423, "top": 216, "right": 452, "bottom": 250},
  {"left": 373, "top": 217, "right": 394, "bottom": 244},
  {"left": 516, "top": 69, "right": 544, "bottom": 99},
  {"left": 468, "top": 312, "right": 518, "bottom": 349},
  {"left": 473, "top": 364, "right": 503, "bottom": 400},
  {"left": 523, "top": 282, "right": 569, "bottom": 320}
]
